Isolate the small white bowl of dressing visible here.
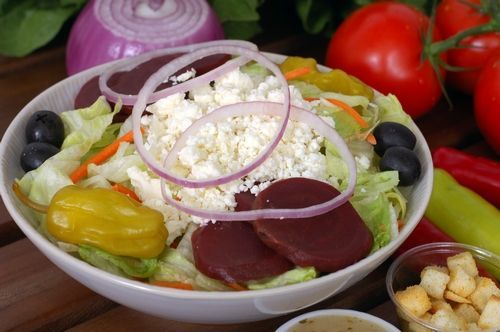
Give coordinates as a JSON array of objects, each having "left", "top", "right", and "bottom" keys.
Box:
[{"left": 276, "top": 309, "right": 400, "bottom": 332}]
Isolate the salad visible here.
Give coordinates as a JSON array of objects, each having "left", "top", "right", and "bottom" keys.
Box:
[{"left": 14, "top": 41, "right": 420, "bottom": 291}]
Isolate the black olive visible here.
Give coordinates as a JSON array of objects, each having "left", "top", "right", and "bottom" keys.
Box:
[
  {"left": 20, "top": 142, "right": 60, "bottom": 172},
  {"left": 25, "top": 110, "right": 65, "bottom": 148},
  {"left": 380, "top": 146, "right": 421, "bottom": 186},
  {"left": 373, "top": 122, "right": 416, "bottom": 156}
]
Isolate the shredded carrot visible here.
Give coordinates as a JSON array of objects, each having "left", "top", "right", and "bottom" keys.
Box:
[
  {"left": 150, "top": 280, "right": 194, "bottom": 290},
  {"left": 225, "top": 282, "right": 248, "bottom": 291},
  {"left": 284, "top": 67, "right": 312, "bottom": 80},
  {"left": 305, "top": 97, "right": 369, "bottom": 129},
  {"left": 397, "top": 219, "right": 404, "bottom": 231},
  {"left": 325, "top": 98, "right": 369, "bottom": 129},
  {"left": 303, "top": 97, "right": 317, "bottom": 102},
  {"left": 305, "top": 97, "right": 375, "bottom": 144},
  {"left": 70, "top": 129, "right": 140, "bottom": 183},
  {"left": 111, "top": 183, "right": 141, "bottom": 202},
  {"left": 366, "top": 133, "right": 377, "bottom": 145}
]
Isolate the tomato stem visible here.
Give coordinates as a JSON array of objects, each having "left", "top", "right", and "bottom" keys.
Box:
[
  {"left": 425, "top": 0, "right": 499, "bottom": 58},
  {"left": 429, "top": 21, "right": 500, "bottom": 56},
  {"left": 421, "top": 0, "right": 499, "bottom": 109}
]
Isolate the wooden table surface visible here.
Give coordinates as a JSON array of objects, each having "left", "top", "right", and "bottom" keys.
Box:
[{"left": 0, "top": 35, "right": 497, "bottom": 332}]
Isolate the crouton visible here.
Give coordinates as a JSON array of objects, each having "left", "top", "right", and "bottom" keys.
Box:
[
  {"left": 478, "top": 295, "right": 500, "bottom": 330},
  {"left": 420, "top": 266, "right": 450, "bottom": 300},
  {"left": 444, "top": 290, "right": 471, "bottom": 304},
  {"left": 466, "top": 322, "right": 483, "bottom": 332},
  {"left": 395, "top": 285, "right": 432, "bottom": 318},
  {"left": 407, "top": 312, "right": 433, "bottom": 332},
  {"left": 431, "top": 299, "right": 453, "bottom": 313},
  {"left": 453, "top": 303, "right": 480, "bottom": 323},
  {"left": 469, "top": 276, "right": 500, "bottom": 312},
  {"left": 447, "top": 267, "right": 476, "bottom": 298},
  {"left": 447, "top": 252, "right": 478, "bottom": 277},
  {"left": 430, "top": 309, "right": 468, "bottom": 331}
]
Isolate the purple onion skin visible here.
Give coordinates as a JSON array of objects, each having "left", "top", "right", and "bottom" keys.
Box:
[{"left": 66, "top": 0, "right": 224, "bottom": 75}]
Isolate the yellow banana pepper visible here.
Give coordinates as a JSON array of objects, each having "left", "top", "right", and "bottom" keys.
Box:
[
  {"left": 46, "top": 185, "right": 167, "bottom": 258},
  {"left": 280, "top": 56, "right": 374, "bottom": 100}
]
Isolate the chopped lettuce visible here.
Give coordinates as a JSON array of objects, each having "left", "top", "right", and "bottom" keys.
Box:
[
  {"left": 324, "top": 139, "right": 349, "bottom": 191},
  {"left": 320, "top": 106, "right": 362, "bottom": 139},
  {"left": 321, "top": 91, "right": 370, "bottom": 110},
  {"left": 240, "top": 61, "right": 270, "bottom": 82},
  {"left": 247, "top": 267, "right": 317, "bottom": 290},
  {"left": 350, "top": 171, "right": 402, "bottom": 251},
  {"left": 351, "top": 195, "right": 393, "bottom": 252},
  {"left": 354, "top": 171, "right": 400, "bottom": 197},
  {"left": 18, "top": 97, "right": 118, "bottom": 207},
  {"left": 374, "top": 93, "right": 411, "bottom": 125},
  {"left": 289, "top": 80, "right": 322, "bottom": 99},
  {"left": 79, "top": 245, "right": 158, "bottom": 278},
  {"left": 87, "top": 142, "right": 143, "bottom": 183},
  {"left": 325, "top": 135, "right": 406, "bottom": 251},
  {"left": 82, "top": 122, "right": 122, "bottom": 162},
  {"left": 151, "top": 248, "right": 230, "bottom": 291}
]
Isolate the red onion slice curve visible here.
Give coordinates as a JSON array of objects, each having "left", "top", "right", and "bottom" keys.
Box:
[
  {"left": 160, "top": 101, "right": 357, "bottom": 221},
  {"left": 98, "top": 40, "right": 258, "bottom": 105},
  {"left": 132, "top": 46, "right": 291, "bottom": 189}
]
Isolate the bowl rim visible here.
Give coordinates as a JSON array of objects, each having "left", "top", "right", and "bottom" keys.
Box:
[
  {"left": 0, "top": 49, "right": 434, "bottom": 300},
  {"left": 275, "top": 308, "right": 400, "bottom": 331},
  {"left": 386, "top": 242, "right": 500, "bottom": 331}
]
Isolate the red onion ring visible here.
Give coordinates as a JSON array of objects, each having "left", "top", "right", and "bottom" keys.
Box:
[
  {"left": 131, "top": 46, "right": 291, "bottom": 189},
  {"left": 160, "top": 101, "right": 357, "bottom": 221},
  {"left": 98, "top": 40, "right": 258, "bottom": 105}
]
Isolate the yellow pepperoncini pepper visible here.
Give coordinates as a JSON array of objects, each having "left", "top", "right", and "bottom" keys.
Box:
[
  {"left": 280, "top": 56, "right": 374, "bottom": 100},
  {"left": 46, "top": 185, "right": 167, "bottom": 259}
]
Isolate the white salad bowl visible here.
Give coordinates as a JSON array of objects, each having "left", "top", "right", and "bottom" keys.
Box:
[{"left": 0, "top": 53, "right": 433, "bottom": 324}]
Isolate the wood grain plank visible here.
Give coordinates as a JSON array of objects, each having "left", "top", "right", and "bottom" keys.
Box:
[
  {"left": 0, "top": 198, "right": 23, "bottom": 247},
  {"left": 0, "top": 239, "right": 116, "bottom": 331},
  {"left": 368, "top": 300, "right": 400, "bottom": 328},
  {"left": 0, "top": 47, "right": 66, "bottom": 77},
  {"left": 0, "top": 51, "right": 67, "bottom": 140}
]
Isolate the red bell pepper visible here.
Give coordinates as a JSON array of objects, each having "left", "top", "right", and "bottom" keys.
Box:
[
  {"left": 432, "top": 147, "right": 500, "bottom": 208},
  {"left": 394, "top": 217, "right": 455, "bottom": 257}
]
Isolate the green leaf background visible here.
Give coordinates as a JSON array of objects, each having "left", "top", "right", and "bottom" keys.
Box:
[{"left": 0, "top": 0, "right": 85, "bottom": 57}]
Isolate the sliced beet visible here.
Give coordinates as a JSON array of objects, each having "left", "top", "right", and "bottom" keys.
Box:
[
  {"left": 252, "top": 178, "right": 373, "bottom": 273},
  {"left": 74, "top": 53, "right": 231, "bottom": 112},
  {"left": 191, "top": 221, "right": 293, "bottom": 283},
  {"left": 234, "top": 190, "right": 257, "bottom": 212}
]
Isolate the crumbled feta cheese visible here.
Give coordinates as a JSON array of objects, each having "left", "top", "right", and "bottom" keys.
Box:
[
  {"left": 127, "top": 166, "right": 191, "bottom": 244},
  {"left": 166, "top": 68, "right": 196, "bottom": 85},
  {"left": 131, "top": 68, "right": 329, "bottom": 228},
  {"left": 355, "top": 155, "right": 371, "bottom": 171}
]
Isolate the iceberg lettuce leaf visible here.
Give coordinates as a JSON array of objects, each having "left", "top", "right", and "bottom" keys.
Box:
[
  {"left": 18, "top": 97, "right": 117, "bottom": 206},
  {"left": 152, "top": 248, "right": 230, "bottom": 291},
  {"left": 79, "top": 245, "right": 158, "bottom": 278},
  {"left": 375, "top": 93, "right": 411, "bottom": 125},
  {"left": 350, "top": 171, "right": 403, "bottom": 251},
  {"left": 247, "top": 267, "right": 317, "bottom": 290}
]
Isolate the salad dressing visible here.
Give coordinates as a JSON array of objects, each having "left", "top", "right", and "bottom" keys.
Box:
[{"left": 288, "top": 315, "right": 389, "bottom": 332}]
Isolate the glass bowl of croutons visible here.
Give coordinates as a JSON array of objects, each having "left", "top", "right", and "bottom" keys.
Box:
[{"left": 386, "top": 242, "right": 500, "bottom": 332}]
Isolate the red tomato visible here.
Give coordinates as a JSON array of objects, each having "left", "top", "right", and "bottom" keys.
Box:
[
  {"left": 436, "top": 0, "right": 500, "bottom": 95},
  {"left": 474, "top": 50, "right": 500, "bottom": 153},
  {"left": 325, "top": 3, "right": 445, "bottom": 119}
]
